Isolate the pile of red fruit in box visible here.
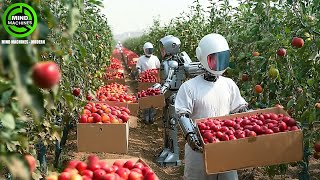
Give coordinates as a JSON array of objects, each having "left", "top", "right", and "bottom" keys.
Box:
[
  {"left": 106, "top": 57, "right": 124, "bottom": 71},
  {"left": 197, "top": 113, "right": 300, "bottom": 144},
  {"left": 104, "top": 72, "right": 124, "bottom": 80},
  {"left": 45, "top": 155, "right": 158, "bottom": 180},
  {"left": 79, "top": 102, "right": 130, "bottom": 124},
  {"left": 138, "top": 69, "right": 159, "bottom": 83},
  {"left": 137, "top": 88, "right": 161, "bottom": 98},
  {"left": 96, "top": 83, "right": 137, "bottom": 103}
]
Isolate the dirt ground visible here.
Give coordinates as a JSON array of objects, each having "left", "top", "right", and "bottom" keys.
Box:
[{"left": 60, "top": 54, "right": 320, "bottom": 180}]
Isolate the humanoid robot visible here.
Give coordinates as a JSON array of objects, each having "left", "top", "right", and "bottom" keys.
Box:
[{"left": 151, "top": 35, "right": 205, "bottom": 166}]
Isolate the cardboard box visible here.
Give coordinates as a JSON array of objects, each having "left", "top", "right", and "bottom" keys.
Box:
[
  {"left": 138, "top": 94, "right": 165, "bottom": 109},
  {"left": 195, "top": 107, "right": 304, "bottom": 175},
  {"left": 103, "top": 78, "right": 126, "bottom": 85},
  {"left": 102, "top": 158, "right": 159, "bottom": 179},
  {"left": 137, "top": 82, "right": 155, "bottom": 91},
  {"left": 77, "top": 122, "right": 129, "bottom": 153}
]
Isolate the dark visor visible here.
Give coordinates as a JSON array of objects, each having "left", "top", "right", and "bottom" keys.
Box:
[
  {"left": 207, "top": 50, "right": 230, "bottom": 71},
  {"left": 145, "top": 48, "right": 153, "bottom": 54}
]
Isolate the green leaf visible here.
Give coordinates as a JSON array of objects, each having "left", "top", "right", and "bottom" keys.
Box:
[
  {"left": 0, "top": 89, "right": 13, "bottom": 105},
  {"left": 287, "top": 99, "right": 294, "bottom": 109},
  {"left": 307, "top": 78, "right": 314, "bottom": 86},
  {"left": 1, "top": 113, "right": 15, "bottom": 130}
]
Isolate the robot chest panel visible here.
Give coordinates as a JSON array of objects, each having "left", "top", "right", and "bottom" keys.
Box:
[{"left": 170, "top": 67, "right": 186, "bottom": 89}]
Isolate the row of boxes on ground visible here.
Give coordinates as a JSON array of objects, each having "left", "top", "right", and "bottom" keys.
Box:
[{"left": 78, "top": 106, "right": 303, "bottom": 175}]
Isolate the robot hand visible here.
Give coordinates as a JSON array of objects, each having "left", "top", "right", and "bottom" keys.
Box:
[
  {"left": 186, "top": 133, "right": 203, "bottom": 153},
  {"left": 178, "top": 114, "right": 203, "bottom": 153},
  {"left": 150, "top": 83, "right": 169, "bottom": 94},
  {"left": 230, "top": 104, "right": 250, "bottom": 114}
]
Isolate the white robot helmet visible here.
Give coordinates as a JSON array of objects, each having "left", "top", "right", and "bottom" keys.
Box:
[
  {"left": 196, "top": 33, "right": 230, "bottom": 76},
  {"left": 159, "top": 35, "right": 181, "bottom": 58},
  {"left": 143, "top": 42, "right": 154, "bottom": 56}
]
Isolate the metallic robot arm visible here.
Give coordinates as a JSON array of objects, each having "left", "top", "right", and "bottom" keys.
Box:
[
  {"left": 178, "top": 113, "right": 203, "bottom": 153},
  {"left": 230, "top": 104, "right": 251, "bottom": 114},
  {"left": 150, "top": 60, "right": 178, "bottom": 94},
  {"left": 184, "top": 62, "right": 205, "bottom": 78}
]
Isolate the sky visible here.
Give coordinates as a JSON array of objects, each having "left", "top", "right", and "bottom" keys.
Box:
[{"left": 102, "top": 0, "right": 238, "bottom": 35}]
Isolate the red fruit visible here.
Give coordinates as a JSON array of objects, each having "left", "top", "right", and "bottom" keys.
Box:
[
  {"left": 252, "top": 125, "right": 262, "bottom": 134},
  {"left": 32, "top": 61, "right": 61, "bottom": 89},
  {"left": 223, "top": 120, "right": 235, "bottom": 127},
  {"left": 236, "top": 133, "right": 246, "bottom": 139},
  {"left": 270, "top": 114, "right": 279, "bottom": 121},
  {"left": 86, "top": 95, "right": 93, "bottom": 101},
  {"left": 291, "top": 37, "right": 304, "bottom": 48},
  {"left": 279, "top": 122, "right": 287, "bottom": 132},
  {"left": 290, "top": 126, "right": 299, "bottom": 131},
  {"left": 80, "top": 170, "right": 93, "bottom": 178},
  {"left": 263, "top": 113, "right": 271, "bottom": 119},
  {"left": 76, "top": 161, "right": 87, "bottom": 172},
  {"left": 81, "top": 175, "right": 91, "bottom": 180},
  {"left": 244, "top": 125, "right": 253, "bottom": 131},
  {"left": 282, "top": 116, "right": 290, "bottom": 123},
  {"left": 93, "top": 169, "right": 106, "bottom": 179},
  {"left": 79, "top": 115, "right": 88, "bottom": 123},
  {"left": 87, "top": 163, "right": 101, "bottom": 171},
  {"left": 113, "top": 160, "right": 125, "bottom": 167},
  {"left": 87, "top": 154, "right": 100, "bottom": 163},
  {"left": 123, "top": 160, "right": 135, "bottom": 170},
  {"left": 277, "top": 48, "right": 286, "bottom": 56},
  {"left": 131, "top": 168, "right": 143, "bottom": 174},
  {"left": 58, "top": 172, "right": 71, "bottom": 180},
  {"left": 92, "top": 113, "right": 101, "bottom": 123},
  {"left": 216, "top": 131, "right": 223, "bottom": 138},
  {"left": 313, "top": 142, "right": 320, "bottom": 152},
  {"left": 242, "top": 73, "right": 248, "bottom": 81},
  {"left": 219, "top": 126, "right": 229, "bottom": 132},
  {"left": 101, "top": 173, "right": 117, "bottom": 180},
  {"left": 313, "top": 152, "right": 320, "bottom": 159},
  {"left": 246, "top": 131, "right": 257, "bottom": 137},
  {"left": 202, "top": 132, "right": 213, "bottom": 139},
  {"left": 142, "top": 167, "right": 153, "bottom": 176},
  {"left": 133, "top": 162, "right": 144, "bottom": 169},
  {"left": 220, "top": 134, "right": 229, "bottom": 141},
  {"left": 24, "top": 154, "right": 36, "bottom": 172},
  {"left": 73, "top": 88, "right": 81, "bottom": 97},
  {"left": 225, "top": 130, "right": 234, "bottom": 136},
  {"left": 116, "top": 168, "right": 129, "bottom": 179},
  {"left": 272, "top": 127, "right": 280, "bottom": 133},
  {"left": 143, "top": 172, "right": 158, "bottom": 180},
  {"left": 265, "top": 129, "right": 274, "bottom": 134},
  {"left": 128, "top": 171, "right": 143, "bottom": 180},
  {"left": 286, "top": 118, "right": 297, "bottom": 127},
  {"left": 67, "top": 160, "right": 80, "bottom": 169},
  {"left": 229, "top": 135, "right": 237, "bottom": 140}
]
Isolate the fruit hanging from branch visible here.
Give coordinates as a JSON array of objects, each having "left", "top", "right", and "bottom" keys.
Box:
[{"left": 32, "top": 61, "right": 61, "bottom": 89}]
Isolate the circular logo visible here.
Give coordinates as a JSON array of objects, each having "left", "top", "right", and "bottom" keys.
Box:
[{"left": 2, "top": 3, "right": 37, "bottom": 38}]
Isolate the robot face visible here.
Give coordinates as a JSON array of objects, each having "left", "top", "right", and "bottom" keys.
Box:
[
  {"left": 159, "top": 36, "right": 181, "bottom": 57},
  {"left": 206, "top": 50, "right": 230, "bottom": 71}
]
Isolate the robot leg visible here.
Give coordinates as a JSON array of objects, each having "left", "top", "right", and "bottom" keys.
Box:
[
  {"left": 156, "top": 95, "right": 181, "bottom": 167},
  {"left": 142, "top": 109, "right": 150, "bottom": 124},
  {"left": 149, "top": 107, "right": 156, "bottom": 124}
]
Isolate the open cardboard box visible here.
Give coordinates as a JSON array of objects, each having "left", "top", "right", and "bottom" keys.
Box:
[
  {"left": 138, "top": 94, "right": 165, "bottom": 109},
  {"left": 102, "top": 158, "right": 159, "bottom": 179},
  {"left": 195, "top": 107, "right": 304, "bottom": 175},
  {"left": 77, "top": 122, "right": 129, "bottom": 154}
]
